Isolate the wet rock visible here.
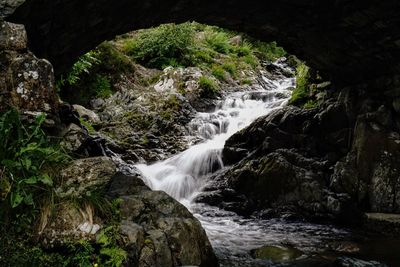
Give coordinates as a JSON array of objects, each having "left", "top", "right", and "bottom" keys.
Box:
[
  {"left": 72, "top": 104, "right": 100, "bottom": 123},
  {"left": 60, "top": 123, "right": 87, "bottom": 152},
  {"left": 334, "top": 257, "right": 388, "bottom": 267},
  {"left": 331, "top": 113, "right": 400, "bottom": 213},
  {"left": 251, "top": 245, "right": 303, "bottom": 262},
  {"left": 56, "top": 157, "right": 116, "bottom": 198},
  {"left": 107, "top": 172, "right": 218, "bottom": 267},
  {"left": 363, "top": 213, "right": 400, "bottom": 237}
]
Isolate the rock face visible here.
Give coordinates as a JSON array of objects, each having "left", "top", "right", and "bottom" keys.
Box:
[
  {"left": 0, "top": 21, "right": 58, "bottom": 113},
  {"left": 107, "top": 172, "right": 218, "bottom": 267},
  {"left": 8, "top": 0, "right": 400, "bottom": 87},
  {"left": 0, "top": 0, "right": 25, "bottom": 19},
  {"left": 198, "top": 85, "right": 400, "bottom": 221}
]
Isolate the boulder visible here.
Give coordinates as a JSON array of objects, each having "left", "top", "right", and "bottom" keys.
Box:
[
  {"left": 108, "top": 172, "right": 219, "bottom": 267},
  {"left": 72, "top": 104, "right": 100, "bottom": 123},
  {"left": 60, "top": 123, "right": 87, "bottom": 152},
  {"left": 0, "top": 22, "right": 58, "bottom": 113},
  {"left": 0, "top": 21, "right": 26, "bottom": 50},
  {"left": 56, "top": 157, "right": 116, "bottom": 198}
]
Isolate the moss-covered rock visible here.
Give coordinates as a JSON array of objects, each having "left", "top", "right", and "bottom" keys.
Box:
[{"left": 252, "top": 245, "right": 302, "bottom": 262}]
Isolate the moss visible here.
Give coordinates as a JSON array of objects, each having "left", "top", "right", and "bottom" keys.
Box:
[
  {"left": 79, "top": 118, "right": 96, "bottom": 135},
  {"left": 289, "top": 63, "right": 311, "bottom": 107},
  {"left": 253, "top": 245, "right": 302, "bottom": 262}
]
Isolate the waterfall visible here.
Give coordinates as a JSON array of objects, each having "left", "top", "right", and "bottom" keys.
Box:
[
  {"left": 132, "top": 65, "right": 352, "bottom": 266},
  {"left": 135, "top": 69, "right": 295, "bottom": 203}
]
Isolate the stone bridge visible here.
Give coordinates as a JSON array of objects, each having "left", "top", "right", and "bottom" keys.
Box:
[{"left": 4, "top": 0, "right": 400, "bottom": 86}]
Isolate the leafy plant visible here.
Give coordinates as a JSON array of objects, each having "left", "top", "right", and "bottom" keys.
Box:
[
  {"left": 57, "top": 51, "right": 101, "bottom": 88},
  {"left": 0, "top": 110, "right": 68, "bottom": 214},
  {"left": 222, "top": 62, "right": 237, "bottom": 76},
  {"left": 91, "top": 75, "right": 113, "bottom": 99},
  {"left": 96, "top": 226, "right": 127, "bottom": 267}
]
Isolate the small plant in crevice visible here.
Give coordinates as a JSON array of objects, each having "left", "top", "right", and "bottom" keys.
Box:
[
  {"left": 289, "top": 62, "right": 330, "bottom": 109},
  {"left": 199, "top": 76, "right": 220, "bottom": 99}
]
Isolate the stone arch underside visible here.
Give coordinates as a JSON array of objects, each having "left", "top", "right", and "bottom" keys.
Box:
[{"left": 7, "top": 0, "right": 400, "bottom": 86}]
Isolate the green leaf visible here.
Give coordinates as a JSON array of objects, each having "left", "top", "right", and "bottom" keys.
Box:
[
  {"left": 22, "top": 158, "right": 32, "bottom": 170},
  {"left": 10, "top": 191, "right": 24, "bottom": 208},
  {"left": 39, "top": 174, "right": 53, "bottom": 186},
  {"left": 24, "top": 176, "right": 38, "bottom": 185},
  {"left": 24, "top": 193, "right": 34, "bottom": 206}
]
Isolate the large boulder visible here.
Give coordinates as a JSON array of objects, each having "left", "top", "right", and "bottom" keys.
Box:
[
  {"left": 0, "top": 21, "right": 58, "bottom": 113},
  {"left": 56, "top": 156, "right": 116, "bottom": 198},
  {"left": 108, "top": 172, "right": 219, "bottom": 267},
  {"left": 39, "top": 157, "right": 117, "bottom": 248}
]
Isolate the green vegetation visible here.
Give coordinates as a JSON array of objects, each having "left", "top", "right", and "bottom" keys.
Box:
[
  {"left": 57, "top": 51, "right": 101, "bottom": 89},
  {"left": 254, "top": 41, "right": 287, "bottom": 62},
  {"left": 0, "top": 110, "right": 127, "bottom": 267},
  {"left": 0, "top": 110, "right": 68, "bottom": 224},
  {"left": 289, "top": 63, "right": 311, "bottom": 107},
  {"left": 58, "top": 22, "right": 287, "bottom": 106},
  {"left": 124, "top": 23, "right": 195, "bottom": 69},
  {"left": 289, "top": 62, "right": 330, "bottom": 109},
  {"left": 199, "top": 76, "right": 220, "bottom": 98},
  {"left": 211, "top": 65, "right": 227, "bottom": 81}
]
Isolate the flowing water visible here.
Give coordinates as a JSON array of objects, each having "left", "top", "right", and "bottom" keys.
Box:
[{"left": 133, "top": 64, "right": 396, "bottom": 266}]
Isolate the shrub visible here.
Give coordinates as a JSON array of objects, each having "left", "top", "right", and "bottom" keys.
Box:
[
  {"left": 243, "top": 54, "right": 259, "bottom": 69},
  {"left": 199, "top": 76, "right": 220, "bottom": 98},
  {"left": 124, "top": 23, "right": 195, "bottom": 69}
]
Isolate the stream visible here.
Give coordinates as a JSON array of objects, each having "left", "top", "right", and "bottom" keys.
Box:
[{"left": 130, "top": 64, "right": 397, "bottom": 266}]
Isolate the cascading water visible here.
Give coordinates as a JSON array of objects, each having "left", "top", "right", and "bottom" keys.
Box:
[{"left": 134, "top": 64, "right": 352, "bottom": 266}]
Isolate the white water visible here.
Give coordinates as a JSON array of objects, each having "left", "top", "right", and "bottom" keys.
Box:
[
  {"left": 134, "top": 64, "right": 350, "bottom": 266},
  {"left": 136, "top": 76, "right": 294, "bottom": 202}
]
